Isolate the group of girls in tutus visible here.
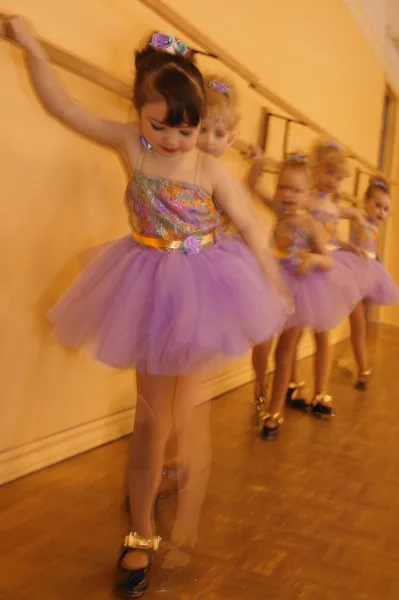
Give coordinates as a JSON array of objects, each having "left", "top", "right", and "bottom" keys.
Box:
[{"left": 7, "top": 16, "right": 399, "bottom": 597}]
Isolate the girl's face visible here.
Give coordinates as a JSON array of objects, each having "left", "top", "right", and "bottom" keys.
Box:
[
  {"left": 275, "top": 167, "right": 310, "bottom": 210},
  {"left": 197, "top": 113, "right": 234, "bottom": 158},
  {"left": 140, "top": 100, "right": 199, "bottom": 157},
  {"left": 365, "top": 190, "right": 390, "bottom": 225},
  {"left": 315, "top": 161, "right": 344, "bottom": 194}
]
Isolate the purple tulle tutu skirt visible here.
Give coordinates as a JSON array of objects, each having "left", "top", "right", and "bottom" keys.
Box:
[
  {"left": 48, "top": 235, "right": 287, "bottom": 375},
  {"left": 332, "top": 250, "right": 374, "bottom": 299},
  {"left": 280, "top": 253, "right": 367, "bottom": 332},
  {"left": 366, "top": 260, "right": 399, "bottom": 305}
]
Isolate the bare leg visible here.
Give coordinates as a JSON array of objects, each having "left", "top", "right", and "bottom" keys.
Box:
[
  {"left": 124, "top": 373, "right": 177, "bottom": 569},
  {"left": 349, "top": 302, "right": 369, "bottom": 375},
  {"left": 252, "top": 338, "right": 273, "bottom": 398},
  {"left": 165, "top": 376, "right": 211, "bottom": 568},
  {"left": 289, "top": 329, "right": 303, "bottom": 383},
  {"left": 266, "top": 328, "right": 303, "bottom": 428},
  {"left": 158, "top": 433, "right": 180, "bottom": 498},
  {"left": 164, "top": 434, "right": 178, "bottom": 465},
  {"left": 314, "top": 331, "right": 331, "bottom": 396},
  {"left": 311, "top": 331, "right": 335, "bottom": 416}
]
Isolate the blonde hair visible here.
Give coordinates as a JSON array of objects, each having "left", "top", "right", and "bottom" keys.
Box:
[
  {"left": 311, "top": 139, "right": 349, "bottom": 178},
  {"left": 280, "top": 152, "right": 310, "bottom": 178},
  {"left": 203, "top": 74, "right": 240, "bottom": 130}
]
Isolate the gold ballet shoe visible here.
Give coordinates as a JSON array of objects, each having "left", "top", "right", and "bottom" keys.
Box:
[
  {"left": 259, "top": 411, "right": 284, "bottom": 440},
  {"left": 311, "top": 393, "right": 335, "bottom": 418},
  {"left": 354, "top": 368, "right": 372, "bottom": 391}
]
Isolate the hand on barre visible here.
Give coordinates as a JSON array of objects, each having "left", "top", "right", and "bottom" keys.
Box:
[
  {"left": 2, "top": 15, "right": 33, "bottom": 47},
  {"left": 248, "top": 145, "right": 265, "bottom": 163}
]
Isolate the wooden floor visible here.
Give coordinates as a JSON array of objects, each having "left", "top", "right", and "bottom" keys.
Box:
[{"left": 2, "top": 325, "right": 399, "bottom": 600}]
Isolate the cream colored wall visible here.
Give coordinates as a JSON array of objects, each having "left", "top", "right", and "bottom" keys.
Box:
[
  {"left": 0, "top": 0, "right": 390, "bottom": 483},
  {"left": 165, "top": 0, "right": 385, "bottom": 164}
]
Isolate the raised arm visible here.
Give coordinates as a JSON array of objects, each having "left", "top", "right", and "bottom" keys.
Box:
[
  {"left": 246, "top": 147, "right": 277, "bottom": 213},
  {"left": 7, "top": 16, "right": 135, "bottom": 150},
  {"left": 338, "top": 205, "right": 367, "bottom": 225}
]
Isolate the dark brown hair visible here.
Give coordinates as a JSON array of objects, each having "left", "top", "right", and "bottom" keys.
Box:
[
  {"left": 365, "top": 176, "right": 390, "bottom": 200},
  {"left": 133, "top": 38, "right": 206, "bottom": 127}
]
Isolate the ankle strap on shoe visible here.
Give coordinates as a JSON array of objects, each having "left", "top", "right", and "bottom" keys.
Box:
[
  {"left": 359, "top": 369, "right": 372, "bottom": 377},
  {"left": 313, "top": 393, "right": 332, "bottom": 405},
  {"left": 260, "top": 412, "right": 284, "bottom": 426},
  {"left": 124, "top": 532, "right": 161, "bottom": 551}
]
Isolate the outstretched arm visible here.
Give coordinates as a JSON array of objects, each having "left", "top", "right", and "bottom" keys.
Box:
[
  {"left": 246, "top": 147, "right": 277, "bottom": 213},
  {"left": 6, "top": 16, "right": 135, "bottom": 151},
  {"left": 338, "top": 204, "right": 367, "bottom": 226}
]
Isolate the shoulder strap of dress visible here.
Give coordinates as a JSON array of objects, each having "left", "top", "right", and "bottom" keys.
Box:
[{"left": 135, "top": 145, "right": 146, "bottom": 172}]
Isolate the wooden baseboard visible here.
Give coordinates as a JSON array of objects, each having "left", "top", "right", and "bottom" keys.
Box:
[
  {"left": 0, "top": 409, "right": 135, "bottom": 486},
  {"left": 0, "top": 327, "right": 349, "bottom": 485}
]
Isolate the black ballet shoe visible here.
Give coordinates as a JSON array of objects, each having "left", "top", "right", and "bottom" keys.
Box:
[
  {"left": 259, "top": 412, "right": 284, "bottom": 440},
  {"left": 310, "top": 394, "right": 335, "bottom": 419},
  {"left": 114, "top": 532, "right": 161, "bottom": 598},
  {"left": 285, "top": 381, "right": 310, "bottom": 411},
  {"left": 354, "top": 369, "right": 372, "bottom": 391}
]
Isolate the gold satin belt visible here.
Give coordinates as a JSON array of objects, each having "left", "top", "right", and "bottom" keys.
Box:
[
  {"left": 131, "top": 228, "right": 216, "bottom": 252},
  {"left": 273, "top": 249, "right": 292, "bottom": 260},
  {"left": 364, "top": 250, "right": 377, "bottom": 259}
]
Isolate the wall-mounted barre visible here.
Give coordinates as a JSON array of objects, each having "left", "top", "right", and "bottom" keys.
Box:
[
  {"left": 0, "top": 9, "right": 386, "bottom": 187},
  {"left": 136, "top": 0, "right": 386, "bottom": 179}
]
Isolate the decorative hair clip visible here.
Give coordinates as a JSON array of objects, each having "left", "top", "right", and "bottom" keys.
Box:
[
  {"left": 140, "top": 134, "right": 153, "bottom": 152},
  {"left": 324, "top": 141, "right": 341, "bottom": 150},
  {"left": 289, "top": 153, "right": 308, "bottom": 163},
  {"left": 207, "top": 81, "right": 231, "bottom": 96},
  {"left": 370, "top": 178, "right": 389, "bottom": 191},
  {"left": 150, "top": 33, "right": 188, "bottom": 56}
]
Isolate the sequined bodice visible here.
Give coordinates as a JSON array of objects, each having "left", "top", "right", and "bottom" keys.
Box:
[
  {"left": 310, "top": 208, "right": 338, "bottom": 246},
  {"left": 350, "top": 217, "right": 378, "bottom": 258},
  {"left": 125, "top": 171, "right": 221, "bottom": 240},
  {"left": 273, "top": 219, "right": 312, "bottom": 259}
]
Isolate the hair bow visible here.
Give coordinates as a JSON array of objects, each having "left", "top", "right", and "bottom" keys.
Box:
[
  {"left": 289, "top": 153, "right": 308, "bottom": 163},
  {"left": 371, "top": 178, "right": 388, "bottom": 191},
  {"left": 208, "top": 81, "right": 231, "bottom": 96},
  {"left": 324, "top": 141, "right": 341, "bottom": 150},
  {"left": 150, "top": 32, "right": 188, "bottom": 56}
]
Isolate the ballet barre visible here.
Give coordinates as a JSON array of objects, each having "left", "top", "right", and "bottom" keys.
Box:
[{"left": 0, "top": 11, "right": 389, "bottom": 191}]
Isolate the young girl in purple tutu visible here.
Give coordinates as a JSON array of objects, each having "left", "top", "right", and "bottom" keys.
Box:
[
  {"left": 8, "top": 17, "right": 290, "bottom": 596},
  {"left": 284, "top": 141, "right": 374, "bottom": 415},
  {"left": 348, "top": 177, "right": 399, "bottom": 390},
  {"left": 248, "top": 153, "right": 369, "bottom": 439},
  {"left": 249, "top": 142, "right": 374, "bottom": 425}
]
